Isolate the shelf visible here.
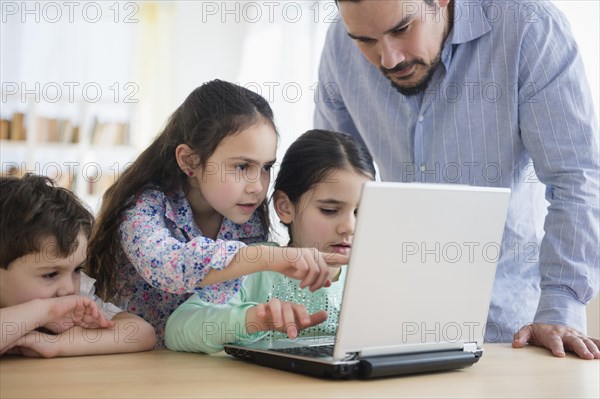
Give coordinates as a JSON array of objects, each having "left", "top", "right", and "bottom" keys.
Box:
[{"left": 1, "top": 100, "right": 140, "bottom": 212}]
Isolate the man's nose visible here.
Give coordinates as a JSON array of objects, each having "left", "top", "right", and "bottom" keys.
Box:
[{"left": 380, "top": 38, "right": 406, "bottom": 70}]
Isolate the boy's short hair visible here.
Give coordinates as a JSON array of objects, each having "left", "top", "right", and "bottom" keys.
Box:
[{"left": 0, "top": 173, "right": 94, "bottom": 268}]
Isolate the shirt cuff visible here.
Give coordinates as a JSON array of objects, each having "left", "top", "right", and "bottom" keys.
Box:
[{"left": 534, "top": 287, "right": 588, "bottom": 334}]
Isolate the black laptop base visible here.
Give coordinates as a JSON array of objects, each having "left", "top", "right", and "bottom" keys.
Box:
[
  {"left": 224, "top": 347, "right": 483, "bottom": 380},
  {"left": 358, "top": 349, "right": 482, "bottom": 379},
  {"left": 224, "top": 346, "right": 360, "bottom": 379}
]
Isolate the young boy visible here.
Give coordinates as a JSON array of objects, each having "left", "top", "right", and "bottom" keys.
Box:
[{"left": 0, "top": 174, "right": 156, "bottom": 357}]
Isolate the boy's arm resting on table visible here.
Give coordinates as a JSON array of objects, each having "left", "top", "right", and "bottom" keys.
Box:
[
  {"left": 1, "top": 296, "right": 113, "bottom": 355},
  {"left": 4, "top": 311, "right": 156, "bottom": 358}
]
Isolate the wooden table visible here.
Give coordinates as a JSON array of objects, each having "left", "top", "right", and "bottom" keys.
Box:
[{"left": 1, "top": 344, "right": 598, "bottom": 398}]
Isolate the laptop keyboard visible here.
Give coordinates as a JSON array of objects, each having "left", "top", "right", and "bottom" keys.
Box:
[{"left": 271, "top": 345, "right": 335, "bottom": 358}]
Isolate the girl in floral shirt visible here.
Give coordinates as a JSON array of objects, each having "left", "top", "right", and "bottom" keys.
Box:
[
  {"left": 165, "top": 129, "right": 376, "bottom": 353},
  {"left": 87, "top": 80, "right": 347, "bottom": 347}
]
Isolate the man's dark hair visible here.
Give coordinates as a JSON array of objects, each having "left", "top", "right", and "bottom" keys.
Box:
[{"left": 0, "top": 173, "right": 94, "bottom": 268}]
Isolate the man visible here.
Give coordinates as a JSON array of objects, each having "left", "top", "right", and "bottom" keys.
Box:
[{"left": 315, "top": 0, "right": 599, "bottom": 359}]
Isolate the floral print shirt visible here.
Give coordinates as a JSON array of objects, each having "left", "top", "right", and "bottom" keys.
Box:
[{"left": 115, "top": 189, "right": 267, "bottom": 348}]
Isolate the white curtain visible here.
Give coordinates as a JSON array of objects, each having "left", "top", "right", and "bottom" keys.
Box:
[
  {"left": 234, "top": 1, "right": 332, "bottom": 152},
  {"left": 133, "top": 3, "right": 176, "bottom": 148}
]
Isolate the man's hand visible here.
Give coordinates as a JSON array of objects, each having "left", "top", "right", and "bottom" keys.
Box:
[
  {"left": 513, "top": 323, "right": 600, "bottom": 359},
  {"left": 246, "top": 299, "right": 328, "bottom": 338}
]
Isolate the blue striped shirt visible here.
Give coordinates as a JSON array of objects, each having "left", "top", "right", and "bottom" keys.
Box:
[{"left": 315, "top": 0, "right": 599, "bottom": 342}]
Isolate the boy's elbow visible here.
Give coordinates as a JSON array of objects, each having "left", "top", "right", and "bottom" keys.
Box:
[
  {"left": 112, "top": 312, "right": 157, "bottom": 352},
  {"left": 139, "top": 322, "right": 157, "bottom": 350}
]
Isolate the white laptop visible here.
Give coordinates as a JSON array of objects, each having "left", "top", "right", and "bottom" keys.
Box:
[{"left": 224, "top": 182, "right": 511, "bottom": 379}]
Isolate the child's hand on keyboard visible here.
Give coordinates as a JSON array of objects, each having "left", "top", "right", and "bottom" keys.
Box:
[{"left": 245, "top": 299, "right": 328, "bottom": 338}]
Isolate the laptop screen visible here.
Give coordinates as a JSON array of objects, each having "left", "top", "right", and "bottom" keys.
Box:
[{"left": 334, "top": 182, "right": 511, "bottom": 360}]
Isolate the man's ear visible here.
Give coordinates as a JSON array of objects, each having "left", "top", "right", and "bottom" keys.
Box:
[
  {"left": 273, "top": 190, "right": 295, "bottom": 225},
  {"left": 438, "top": 0, "right": 451, "bottom": 8},
  {"left": 175, "top": 144, "right": 199, "bottom": 175}
]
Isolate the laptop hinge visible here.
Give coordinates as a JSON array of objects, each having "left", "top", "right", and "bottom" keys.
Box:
[
  {"left": 462, "top": 342, "right": 478, "bottom": 353},
  {"left": 358, "top": 342, "right": 463, "bottom": 357}
]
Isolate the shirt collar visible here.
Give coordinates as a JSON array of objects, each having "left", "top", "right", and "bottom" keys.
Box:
[
  {"left": 447, "top": 0, "right": 492, "bottom": 45},
  {"left": 441, "top": 0, "right": 492, "bottom": 67},
  {"left": 164, "top": 189, "right": 263, "bottom": 241},
  {"left": 163, "top": 189, "right": 192, "bottom": 232}
]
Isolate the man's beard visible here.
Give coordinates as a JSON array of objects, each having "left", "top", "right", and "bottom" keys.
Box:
[{"left": 381, "top": 56, "right": 441, "bottom": 97}]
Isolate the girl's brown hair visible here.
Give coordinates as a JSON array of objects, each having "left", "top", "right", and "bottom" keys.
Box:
[{"left": 87, "top": 79, "right": 277, "bottom": 299}]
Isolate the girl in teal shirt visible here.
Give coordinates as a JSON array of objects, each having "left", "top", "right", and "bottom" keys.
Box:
[{"left": 165, "top": 129, "right": 376, "bottom": 353}]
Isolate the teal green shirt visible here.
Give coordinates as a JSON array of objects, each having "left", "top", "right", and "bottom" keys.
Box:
[{"left": 165, "top": 268, "right": 347, "bottom": 353}]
